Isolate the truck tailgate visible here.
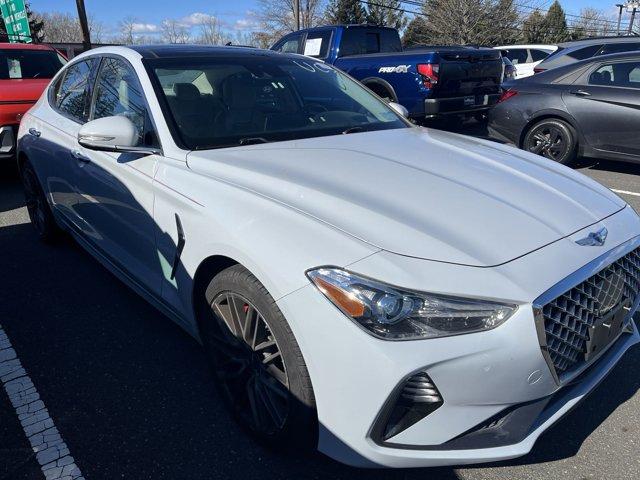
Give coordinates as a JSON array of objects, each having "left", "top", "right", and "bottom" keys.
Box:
[{"left": 435, "top": 50, "right": 502, "bottom": 97}]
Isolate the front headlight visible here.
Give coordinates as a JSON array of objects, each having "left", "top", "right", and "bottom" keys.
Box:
[{"left": 307, "top": 267, "right": 517, "bottom": 340}]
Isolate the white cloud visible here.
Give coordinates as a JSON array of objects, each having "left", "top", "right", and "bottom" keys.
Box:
[
  {"left": 131, "top": 23, "right": 160, "bottom": 33},
  {"left": 234, "top": 11, "right": 260, "bottom": 31}
]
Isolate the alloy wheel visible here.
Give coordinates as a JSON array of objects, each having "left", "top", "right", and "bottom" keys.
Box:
[
  {"left": 526, "top": 124, "right": 568, "bottom": 161},
  {"left": 209, "top": 292, "right": 290, "bottom": 436}
]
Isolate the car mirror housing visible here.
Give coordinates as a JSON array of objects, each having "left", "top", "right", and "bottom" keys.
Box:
[
  {"left": 78, "top": 116, "right": 160, "bottom": 155},
  {"left": 388, "top": 101, "right": 409, "bottom": 118}
]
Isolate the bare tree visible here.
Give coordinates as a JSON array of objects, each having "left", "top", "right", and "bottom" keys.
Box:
[
  {"left": 118, "top": 16, "right": 138, "bottom": 44},
  {"left": 256, "top": 0, "right": 325, "bottom": 44},
  {"left": 570, "top": 7, "right": 613, "bottom": 37},
  {"left": 35, "top": 11, "right": 105, "bottom": 43},
  {"left": 161, "top": 18, "right": 191, "bottom": 44},
  {"left": 196, "top": 15, "right": 228, "bottom": 45}
]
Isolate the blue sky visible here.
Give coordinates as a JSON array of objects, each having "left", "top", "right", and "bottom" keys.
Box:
[{"left": 28, "top": 0, "right": 627, "bottom": 38}]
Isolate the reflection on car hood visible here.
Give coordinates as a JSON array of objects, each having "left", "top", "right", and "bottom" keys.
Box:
[{"left": 187, "top": 127, "right": 625, "bottom": 267}]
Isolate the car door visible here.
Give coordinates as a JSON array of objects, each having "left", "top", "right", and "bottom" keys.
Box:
[
  {"left": 70, "top": 55, "right": 162, "bottom": 296},
  {"left": 561, "top": 59, "right": 640, "bottom": 157},
  {"left": 25, "top": 58, "right": 97, "bottom": 224}
]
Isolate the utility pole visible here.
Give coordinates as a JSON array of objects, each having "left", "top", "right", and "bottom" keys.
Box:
[
  {"left": 617, "top": 4, "right": 625, "bottom": 35},
  {"left": 75, "top": 0, "right": 91, "bottom": 51},
  {"left": 294, "top": 0, "right": 300, "bottom": 31},
  {"left": 629, "top": 6, "right": 637, "bottom": 35}
]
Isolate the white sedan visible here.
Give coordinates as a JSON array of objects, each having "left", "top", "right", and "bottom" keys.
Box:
[
  {"left": 17, "top": 45, "right": 640, "bottom": 468},
  {"left": 495, "top": 44, "right": 558, "bottom": 78}
]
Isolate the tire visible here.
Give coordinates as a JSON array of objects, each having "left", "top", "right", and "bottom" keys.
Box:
[
  {"left": 523, "top": 118, "right": 577, "bottom": 165},
  {"left": 20, "top": 160, "right": 60, "bottom": 242},
  {"left": 199, "top": 265, "right": 317, "bottom": 449}
]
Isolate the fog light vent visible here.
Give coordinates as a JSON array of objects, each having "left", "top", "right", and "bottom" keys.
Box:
[{"left": 381, "top": 371, "right": 443, "bottom": 441}]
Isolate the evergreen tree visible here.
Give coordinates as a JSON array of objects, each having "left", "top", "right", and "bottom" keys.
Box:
[
  {"left": 402, "top": 16, "right": 429, "bottom": 46},
  {"left": 0, "top": 2, "right": 44, "bottom": 42},
  {"left": 542, "top": 0, "right": 570, "bottom": 43},
  {"left": 366, "top": 0, "right": 407, "bottom": 30},
  {"left": 324, "top": 0, "right": 367, "bottom": 25},
  {"left": 521, "top": 9, "right": 546, "bottom": 43}
]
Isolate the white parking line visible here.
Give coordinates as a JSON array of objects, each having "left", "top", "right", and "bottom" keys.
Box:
[
  {"left": 612, "top": 188, "right": 640, "bottom": 198},
  {"left": 0, "top": 325, "right": 85, "bottom": 480}
]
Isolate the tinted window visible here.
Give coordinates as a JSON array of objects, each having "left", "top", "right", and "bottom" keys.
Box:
[
  {"left": 92, "top": 58, "right": 150, "bottom": 144},
  {"left": 567, "top": 44, "right": 602, "bottom": 60},
  {"left": 589, "top": 61, "right": 640, "bottom": 89},
  {"left": 303, "top": 30, "right": 331, "bottom": 58},
  {"left": 53, "top": 60, "right": 93, "bottom": 122},
  {"left": 599, "top": 42, "right": 640, "bottom": 55},
  {"left": 502, "top": 48, "right": 528, "bottom": 65},
  {"left": 339, "top": 29, "right": 363, "bottom": 57},
  {"left": 366, "top": 33, "right": 380, "bottom": 54},
  {"left": 339, "top": 28, "right": 400, "bottom": 57},
  {"left": 150, "top": 56, "right": 407, "bottom": 150},
  {"left": 530, "top": 49, "right": 550, "bottom": 62},
  {"left": 0, "top": 49, "right": 65, "bottom": 79},
  {"left": 276, "top": 34, "right": 302, "bottom": 54}
]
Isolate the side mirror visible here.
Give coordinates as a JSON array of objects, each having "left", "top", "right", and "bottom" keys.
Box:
[
  {"left": 388, "top": 101, "right": 409, "bottom": 118},
  {"left": 78, "top": 116, "right": 160, "bottom": 155}
]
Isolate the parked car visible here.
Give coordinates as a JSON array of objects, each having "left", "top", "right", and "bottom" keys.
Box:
[
  {"left": 271, "top": 25, "right": 503, "bottom": 122},
  {"left": 534, "top": 36, "right": 640, "bottom": 73},
  {"left": 488, "top": 51, "right": 640, "bottom": 165},
  {"left": 18, "top": 45, "right": 640, "bottom": 468},
  {"left": 501, "top": 54, "right": 517, "bottom": 81},
  {"left": 0, "top": 43, "right": 66, "bottom": 161},
  {"left": 494, "top": 44, "right": 557, "bottom": 78}
]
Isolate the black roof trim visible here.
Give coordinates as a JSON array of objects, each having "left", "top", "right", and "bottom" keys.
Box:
[{"left": 130, "top": 44, "right": 281, "bottom": 59}]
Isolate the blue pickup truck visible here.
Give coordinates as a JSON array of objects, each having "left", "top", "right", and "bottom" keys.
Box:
[{"left": 271, "top": 25, "right": 504, "bottom": 123}]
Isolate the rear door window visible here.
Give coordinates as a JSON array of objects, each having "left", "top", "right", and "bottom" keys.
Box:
[
  {"left": 588, "top": 61, "right": 640, "bottom": 89},
  {"left": 339, "top": 29, "right": 364, "bottom": 57},
  {"left": 502, "top": 49, "right": 529, "bottom": 65},
  {"left": 52, "top": 59, "right": 95, "bottom": 123},
  {"left": 303, "top": 30, "right": 332, "bottom": 58}
]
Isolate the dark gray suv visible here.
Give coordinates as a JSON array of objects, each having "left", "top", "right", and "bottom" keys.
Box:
[{"left": 535, "top": 36, "right": 640, "bottom": 73}]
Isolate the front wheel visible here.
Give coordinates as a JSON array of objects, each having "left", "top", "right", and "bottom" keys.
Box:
[
  {"left": 20, "top": 160, "right": 60, "bottom": 242},
  {"left": 523, "top": 119, "right": 577, "bottom": 165},
  {"left": 200, "top": 265, "right": 317, "bottom": 448}
]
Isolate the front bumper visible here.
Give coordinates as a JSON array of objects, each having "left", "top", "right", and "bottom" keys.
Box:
[
  {"left": 0, "top": 125, "right": 16, "bottom": 159},
  {"left": 276, "top": 206, "right": 640, "bottom": 468},
  {"left": 424, "top": 93, "right": 501, "bottom": 117}
]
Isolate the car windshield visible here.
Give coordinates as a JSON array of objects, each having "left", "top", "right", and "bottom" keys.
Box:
[
  {"left": 0, "top": 49, "right": 66, "bottom": 80},
  {"left": 148, "top": 54, "right": 408, "bottom": 150}
]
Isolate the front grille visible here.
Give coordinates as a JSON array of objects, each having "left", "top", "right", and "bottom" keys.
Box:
[{"left": 541, "top": 248, "right": 640, "bottom": 377}]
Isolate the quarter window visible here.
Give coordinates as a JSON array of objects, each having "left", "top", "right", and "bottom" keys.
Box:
[
  {"left": 92, "top": 57, "right": 150, "bottom": 145},
  {"left": 530, "top": 49, "right": 550, "bottom": 62},
  {"left": 53, "top": 60, "right": 94, "bottom": 123}
]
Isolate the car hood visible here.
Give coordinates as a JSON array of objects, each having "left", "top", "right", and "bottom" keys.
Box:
[
  {"left": 186, "top": 127, "right": 625, "bottom": 267},
  {"left": 0, "top": 79, "right": 50, "bottom": 103}
]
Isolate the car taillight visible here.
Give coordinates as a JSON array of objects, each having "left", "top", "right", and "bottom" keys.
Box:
[
  {"left": 533, "top": 67, "right": 546, "bottom": 74},
  {"left": 417, "top": 63, "right": 439, "bottom": 89},
  {"left": 497, "top": 89, "right": 518, "bottom": 103}
]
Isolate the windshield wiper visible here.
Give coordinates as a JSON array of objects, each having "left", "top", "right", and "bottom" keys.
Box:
[
  {"left": 342, "top": 126, "right": 366, "bottom": 135},
  {"left": 238, "top": 137, "right": 269, "bottom": 145}
]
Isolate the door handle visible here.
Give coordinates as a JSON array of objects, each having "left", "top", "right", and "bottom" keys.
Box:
[
  {"left": 28, "top": 128, "right": 41, "bottom": 137},
  {"left": 569, "top": 89, "right": 591, "bottom": 97},
  {"left": 71, "top": 149, "right": 91, "bottom": 163}
]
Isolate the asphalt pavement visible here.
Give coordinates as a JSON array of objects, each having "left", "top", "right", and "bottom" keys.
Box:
[{"left": 1, "top": 133, "right": 640, "bottom": 480}]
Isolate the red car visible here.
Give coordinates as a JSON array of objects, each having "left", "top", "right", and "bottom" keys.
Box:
[{"left": 1, "top": 43, "right": 66, "bottom": 161}]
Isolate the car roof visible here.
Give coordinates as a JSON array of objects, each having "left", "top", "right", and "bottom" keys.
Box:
[
  {"left": 494, "top": 44, "right": 557, "bottom": 50},
  {"left": 526, "top": 50, "right": 640, "bottom": 83},
  {"left": 557, "top": 36, "right": 640, "bottom": 47},
  {"left": 0, "top": 42, "right": 56, "bottom": 51},
  {"left": 129, "top": 44, "right": 286, "bottom": 60}
]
